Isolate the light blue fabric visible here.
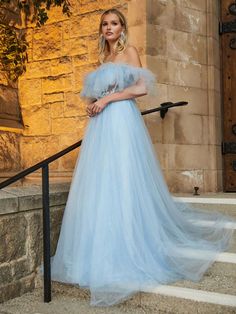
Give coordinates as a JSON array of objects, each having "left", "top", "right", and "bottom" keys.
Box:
[
  {"left": 80, "top": 62, "right": 157, "bottom": 99},
  {"left": 51, "top": 62, "right": 234, "bottom": 307}
]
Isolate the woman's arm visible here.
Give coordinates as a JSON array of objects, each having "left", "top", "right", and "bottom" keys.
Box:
[{"left": 89, "top": 78, "right": 147, "bottom": 115}]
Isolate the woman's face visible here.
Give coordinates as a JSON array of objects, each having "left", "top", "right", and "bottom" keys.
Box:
[{"left": 101, "top": 13, "right": 123, "bottom": 42}]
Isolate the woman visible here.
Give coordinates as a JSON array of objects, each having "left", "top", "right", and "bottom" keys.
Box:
[{"left": 51, "top": 8, "right": 234, "bottom": 307}]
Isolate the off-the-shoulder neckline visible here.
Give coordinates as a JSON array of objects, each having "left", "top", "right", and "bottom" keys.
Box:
[{"left": 99, "top": 61, "right": 143, "bottom": 69}]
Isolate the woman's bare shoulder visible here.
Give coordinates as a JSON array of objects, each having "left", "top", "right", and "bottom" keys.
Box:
[{"left": 124, "top": 45, "right": 142, "bottom": 67}]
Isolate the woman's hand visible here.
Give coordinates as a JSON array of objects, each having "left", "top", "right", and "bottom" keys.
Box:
[
  {"left": 86, "top": 103, "right": 96, "bottom": 117},
  {"left": 87, "top": 99, "right": 107, "bottom": 117}
]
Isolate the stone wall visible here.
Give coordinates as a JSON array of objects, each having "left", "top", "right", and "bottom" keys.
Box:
[
  {"left": 0, "top": 184, "right": 68, "bottom": 302},
  {"left": 141, "top": 0, "right": 222, "bottom": 193}
]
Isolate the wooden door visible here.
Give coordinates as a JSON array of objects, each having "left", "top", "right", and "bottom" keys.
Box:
[{"left": 220, "top": 0, "right": 236, "bottom": 191}]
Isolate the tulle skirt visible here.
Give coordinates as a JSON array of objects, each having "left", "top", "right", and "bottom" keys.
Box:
[{"left": 51, "top": 99, "right": 234, "bottom": 306}]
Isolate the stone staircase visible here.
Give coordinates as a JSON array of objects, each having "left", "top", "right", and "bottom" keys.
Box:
[{"left": 0, "top": 193, "right": 236, "bottom": 314}]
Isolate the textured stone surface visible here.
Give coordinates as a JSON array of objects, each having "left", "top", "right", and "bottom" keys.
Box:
[
  {"left": 0, "top": 184, "right": 69, "bottom": 302},
  {"left": 0, "top": 132, "right": 21, "bottom": 172},
  {"left": 0, "top": 215, "right": 27, "bottom": 263},
  {"left": 145, "top": 0, "right": 222, "bottom": 193},
  {"left": 1, "top": 281, "right": 236, "bottom": 314}
]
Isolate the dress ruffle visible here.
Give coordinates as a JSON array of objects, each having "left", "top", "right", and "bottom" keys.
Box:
[{"left": 80, "top": 62, "right": 157, "bottom": 100}]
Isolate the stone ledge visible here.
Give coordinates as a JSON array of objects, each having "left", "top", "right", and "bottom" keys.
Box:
[{"left": 0, "top": 183, "right": 70, "bottom": 216}]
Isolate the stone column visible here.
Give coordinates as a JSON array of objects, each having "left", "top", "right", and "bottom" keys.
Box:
[{"left": 143, "top": 0, "right": 222, "bottom": 193}]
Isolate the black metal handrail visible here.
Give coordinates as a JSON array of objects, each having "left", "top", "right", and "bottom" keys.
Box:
[{"left": 0, "top": 100, "right": 187, "bottom": 303}]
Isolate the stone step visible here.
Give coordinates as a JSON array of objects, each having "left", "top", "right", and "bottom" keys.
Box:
[
  {"left": 173, "top": 195, "right": 236, "bottom": 218},
  {"left": 51, "top": 280, "right": 236, "bottom": 313},
  {"left": 2, "top": 280, "right": 232, "bottom": 314},
  {"left": 0, "top": 248, "right": 236, "bottom": 313}
]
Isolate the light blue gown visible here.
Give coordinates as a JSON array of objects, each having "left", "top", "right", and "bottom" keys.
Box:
[{"left": 51, "top": 62, "right": 234, "bottom": 306}]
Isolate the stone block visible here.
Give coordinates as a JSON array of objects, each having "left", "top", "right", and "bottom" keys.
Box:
[
  {"left": 0, "top": 215, "right": 27, "bottom": 263},
  {"left": 2, "top": 186, "right": 42, "bottom": 212},
  {"left": 208, "top": 90, "right": 221, "bottom": 117},
  {"left": 128, "top": 25, "right": 146, "bottom": 55},
  {"left": 201, "top": 115, "right": 209, "bottom": 145},
  {"left": 207, "top": 144, "right": 222, "bottom": 172},
  {"left": 167, "top": 85, "right": 208, "bottom": 116},
  {"left": 22, "top": 105, "right": 51, "bottom": 136},
  {"left": 147, "top": 25, "right": 167, "bottom": 57},
  {"left": 74, "top": 64, "right": 95, "bottom": 92},
  {"left": 60, "top": 147, "right": 80, "bottom": 171},
  {"left": 165, "top": 169, "right": 204, "bottom": 193},
  {"left": 50, "top": 101, "right": 64, "bottom": 118},
  {"left": 0, "top": 279, "right": 21, "bottom": 303},
  {"left": 148, "top": 0, "right": 176, "bottom": 28},
  {"left": 64, "top": 92, "right": 86, "bottom": 117},
  {"left": 43, "top": 5, "right": 69, "bottom": 24},
  {"left": 0, "top": 132, "right": 21, "bottom": 172},
  {"left": 72, "top": 54, "right": 90, "bottom": 67},
  {"left": 0, "top": 263, "right": 12, "bottom": 285},
  {"left": 0, "top": 190, "right": 18, "bottom": 215},
  {"left": 20, "top": 60, "right": 51, "bottom": 79},
  {"left": 50, "top": 207, "right": 65, "bottom": 255},
  {"left": 175, "top": 6, "right": 206, "bottom": 35},
  {"left": 208, "top": 66, "right": 221, "bottom": 92},
  {"left": 59, "top": 133, "right": 84, "bottom": 149},
  {"left": 179, "top": 0, "right": 206, "bottom": 12},
  {"left": 207, "top": 37, "right": 220, "bottom": 68},
  {"left": 20, "top": 136, "right": 60, "bottom": 169},
  {"left": 18, "top": 79, "right": 42, "bottom": 109},
  {"left": 208, "top": 116, "right": 222, "bottom": 145},
  {"left": 128, "top": 0, "right": 146, "bottom": 26},
  {"left": 146, "top": 56, "right": 168, "bottom": 84},
  {"left": 167, "top": 59, "right": 207, "bottom": 88},
  {"left": 167, "top": 29, "right": 207, "bottom": 64},
  {"left": 62, "top": 20, "right": 70, "bottom": 41},
  {"left": 19, "top": 274, "right": 35, "bottom": 297},
  {"left": 77, "top": 0, "right": 100, "bottom": 14},
  {"left": 33, "top": 23, "right": 62, "bottom": 60},
  {"left": 42, "top": 74, "right": 73, "bottom": 94},
  {"left": 156, "top": 83, "right": 169, "bottom": 105},
  {"left": 62, "top": 37, "right": 88, "bottom": 57},
  {"left": 12, "top": 258, "right": 31, "bottom": 280},
  {"left": 51, "top": 117, "right": 85, "bottom": 135},
  {"left": 87, "top": 38, "right": 99, "bottom": 63},
  {"left": 70, "top": 14, "right": 101, "bottom": 38},
  {"left": 50, "top": 57, "right": 73, "bottom": 77},
  {"left": 203, "top": 169, "right": 219, "bottom": 192},
  {"left": 153, "top": 143, "right": 170, "bottom": 170},
  {"left": 43, "top": 92, "right": 64, "bottom": 104},
  {"left": 207, "top": 12, "right": 219, "bottom": 39},
  {"left": 145, "top": 113, "right": 163, "bottom": 144},
  {"left": 175, "top": 144, "right": 210, "bottom": 170},
  {"left": 174, "top": 114, "right": 203, "bottom": 144},
  {"left": 207, "top": 0, "right": 219, "bottom": 16},
  {"left": 25, "top": 211, "right": 43, "bottom": 270},
  {"left": 162, "top": 111, "right": 177, "bottom": 144}
]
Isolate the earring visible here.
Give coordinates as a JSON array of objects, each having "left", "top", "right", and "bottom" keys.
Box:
[
  {"left": 120, "top": 31, "right": 125, "bottom": 41},
  {"left": 99, "top": 34, "right": 105, "bottom": 49}
]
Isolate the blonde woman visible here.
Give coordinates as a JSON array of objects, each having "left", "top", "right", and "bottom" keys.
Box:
[{"left": 51, "top": 8, "right": 234, "bottom": 307}]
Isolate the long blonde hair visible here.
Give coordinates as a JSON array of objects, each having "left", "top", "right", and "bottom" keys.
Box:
[{"left": 98, "top": 8, "right": 128, "bottom": 63}]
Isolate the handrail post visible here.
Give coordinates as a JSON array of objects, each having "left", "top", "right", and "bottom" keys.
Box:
[{"left": 42, "top": 164, "right": 51, "bottom": 302}]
